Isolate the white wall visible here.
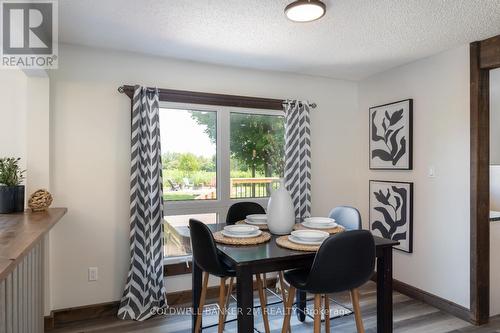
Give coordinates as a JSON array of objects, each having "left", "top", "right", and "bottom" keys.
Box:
[
  {"left": 1, "top": 69, "right": 52, "bottom": 315},
  {"left": 48, "top": 44, "right": 361, "bottom": 310},
  {"left": 26, "top": 76, "right": 51, "bottom": 195},
  {"left": 358, "top": 46, "right": 470, "bottom": 307},
  {"left": 491, "top": 220, "right": 500, "bottom": 316},
  {"left": 491, "top": 69, "right": 500, "bottom": 165},
  {"left": 0, "top": 70, "right": 27, "bottom": 163},
  {"left": 491, "top": 165, "right": 500, "bottom": 212},
  {"left": 0, "top": 71, "right": 50, "bottom": 190},
  {"left": 491, "top": 68, "right": 500, "bottom": 316}
]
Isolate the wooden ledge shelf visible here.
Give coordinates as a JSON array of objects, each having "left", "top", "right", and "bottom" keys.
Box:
[{"left": 0, "top": 207, "right": 67, "bottom": 280}]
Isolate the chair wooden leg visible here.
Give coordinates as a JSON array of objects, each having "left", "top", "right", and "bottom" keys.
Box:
[
  {"left": 263, "top": 273, "right": 268, "bottom": 303},
  {"left": 278, "top": 271, "right": 288, "bottom": 301},
  {"left": 324, "top": 295, "right": 330, "bottom": 333},
  {"left": 195, "top": 272, "right": 209, "bottom": 333},
  {"left": 281, "top": 286, "right": 296, "bottom": 333},
  {"left": 278, "top": 272, "right": 291, "bottom": 333},
  {"left": 314, "top": 294, "right": 321, "bottom": 333},
  {"left": 218, "top": 277, "right": 227, "bottom": 333},
  {"left": 350, "top": 288, "right": 365, "bottom": 333},
  {"left": 257, "top": 274, "right": 271, "bottom": 333},
  {"left": 220, "top": 277, "right": 234, "bottom": 331}
]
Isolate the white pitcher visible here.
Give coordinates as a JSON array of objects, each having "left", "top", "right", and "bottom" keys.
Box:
[{"left": 267, "top": 179, "right": 296, "bottom": 235}]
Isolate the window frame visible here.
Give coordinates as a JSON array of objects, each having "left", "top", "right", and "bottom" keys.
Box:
[{"left": 160, "top": 101, "right": 285, "bottom": 265}]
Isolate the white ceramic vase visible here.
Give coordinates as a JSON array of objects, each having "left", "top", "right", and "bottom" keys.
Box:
[{"left": 267, "top": 179, "right": 296, "bottom": 235}]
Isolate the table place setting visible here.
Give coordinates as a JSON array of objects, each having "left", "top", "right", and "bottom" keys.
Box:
[
  {"left": 236, "top": 213, "right": 269, "bottom": 230},
  {"left": 217, "top": 212, "right": 344, "bottom": 250},
  {"left": 294, "top": 216, "right": 345, "bottom": 234},
  {"left": 276, "top": 228, "right": 332, "bottom": 251},
  {"left": 221, "top": 225, "right": 261, "bottom": 238},
  {"left": 289, "top": 230, "right": 329, "bottom": 245},
  {"left": 213, "top": 223, "right": 271, "bottom": 245}
]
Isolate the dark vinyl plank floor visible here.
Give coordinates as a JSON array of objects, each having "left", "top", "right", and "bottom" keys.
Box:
[{"left": 46, "top": 282, "right": 500, "bottom": 333}]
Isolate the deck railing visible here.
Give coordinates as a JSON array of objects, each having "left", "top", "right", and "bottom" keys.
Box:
[{"left": 230, "top": 177, "right": 280, "bottom": 198}]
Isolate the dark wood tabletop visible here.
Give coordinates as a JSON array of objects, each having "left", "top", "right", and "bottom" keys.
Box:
[
  {"left": 193, "top": 223, "right": 399, "bottom": 333},
  {"left": 215, "top": 227, "right": 398, "bottom": 266}
]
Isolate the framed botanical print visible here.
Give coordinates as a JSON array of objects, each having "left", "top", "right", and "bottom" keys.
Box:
[
  {"left": 369, "top": 180, "right": 413, "bottom": 253},
  {"left": 369, "top": 99, "right": 413, "bottom": 170}
]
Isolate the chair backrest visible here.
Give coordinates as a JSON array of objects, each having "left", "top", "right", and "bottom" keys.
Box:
[
  {"left": 189, "top": 219, "right": 228, "bottom": 276},
  {"left": 226, "top": 202, "right": 265, "bottom": 225},
  {"left": 328, "top": 206, "right": 362, "bottom": 230},
  {"left": 305, "top": 230, "right": 375, "bottom": 294}
]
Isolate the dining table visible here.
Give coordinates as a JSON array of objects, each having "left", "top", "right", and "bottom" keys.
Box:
[{"left": 191, "top": 223, "right": 399, "bottom": 333}]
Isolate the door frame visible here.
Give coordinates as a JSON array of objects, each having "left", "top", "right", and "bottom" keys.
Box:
[{"left": 470, "top": 34, "right": 500, "bottom": 325}]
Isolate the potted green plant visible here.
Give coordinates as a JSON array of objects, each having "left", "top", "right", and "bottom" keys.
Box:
[{"left": 0, "top": 157, "right": 26, "bottom": 214}]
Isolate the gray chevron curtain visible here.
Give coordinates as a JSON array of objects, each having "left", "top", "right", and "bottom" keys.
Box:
[
  {"left": 284, "top": 100, "right": 312, "bottom": 219},
  {"left": 118, "top": 86, "right": 167, "bottom": 321}
]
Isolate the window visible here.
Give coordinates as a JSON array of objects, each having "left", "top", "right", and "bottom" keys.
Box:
[
  {"left": 230, "top": 112, "right": 284, "bottom": 198},
  {"left": 161, "top": 108, "right": 217, "bottom": 201},
  {"left": 160, "top": 103, "right": 285, "bottom": 262}
]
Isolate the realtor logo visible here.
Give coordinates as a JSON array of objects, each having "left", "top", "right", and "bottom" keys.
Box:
[{"left": 1, "top": 0, "right": 58, "bottom": 69}]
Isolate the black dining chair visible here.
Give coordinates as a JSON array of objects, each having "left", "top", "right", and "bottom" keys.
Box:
[
  {"left": 288, "top": 206, "right": 363, "bottom": 323},
  {"left": 328, "top": 205, "right": 362, "bottom": 230},
  {"left": 226, "top": 202, "right": 289, "bottom": 326},
  {"left": 226, "top": 202, "right": 278, "bottom": 329},
  {"left": 281, "top": 230, "right": 375, "bottom": 333},
  {"left": 189, "top": 219, "right": 270, "bottom": 333},
  {"left": 226, "top": 201, "right": 266, "bottom": 225}
]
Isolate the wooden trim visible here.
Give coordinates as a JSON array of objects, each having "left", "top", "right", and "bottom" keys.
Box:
[
  {"left": 44, "top": 301, "right": 120, "bottom": 329},
  {"left": 479, "top": 35, "right": 500, "bottom": 70},
  {"left": 371, "top": 276, "right": 473, "bottom": 324},
  {"left": 392, "top": 279, "right": 473, "bottom": 324},
  {"left": 164, "top": 262, "right": 192, "bottom": 276},
  {"left": 119, "top": 85, "right": 284, "bottom": 110},
  {"left": 45, "top": 277, "right": 277, "bottom": 330},
  {"left": 470, "top": 36, "right": 497, "bottom": 325},
  {"left": 44, "top": 316, "right": 55, "bottom": 330}
]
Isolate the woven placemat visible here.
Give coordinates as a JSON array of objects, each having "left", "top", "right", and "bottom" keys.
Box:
[
  {"left": 213, "top": 231, "right": 271, "bottom": 246},
  {"left": 236, "top": 220, "right": 269, "bottom": 230},
  {"left": 276, "top": 236, "right": 319, "bottom": 252},
  {"left": 293, "top": 223, "right": 345, "bottom": 234}
]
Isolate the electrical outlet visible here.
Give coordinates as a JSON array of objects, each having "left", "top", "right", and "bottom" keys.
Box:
[
  {"left": 429, "top": 166, "right": 436, "bottom": 178},
  {"left": 88, "top": 267, "right": 98, "bottom": 281}
]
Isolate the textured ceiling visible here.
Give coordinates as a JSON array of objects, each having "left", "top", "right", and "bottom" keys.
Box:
[{"left": 59, "top": 0, "right": 500, "bottom": 80}]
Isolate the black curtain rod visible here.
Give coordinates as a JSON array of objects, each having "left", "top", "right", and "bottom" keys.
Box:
[{"left": 117, "top": 85, "right": 316, "bottom": 110}]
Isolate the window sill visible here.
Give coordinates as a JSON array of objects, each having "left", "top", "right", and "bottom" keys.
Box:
[{"left": 164, "top": 260, "right": 192, "bottom": 276}]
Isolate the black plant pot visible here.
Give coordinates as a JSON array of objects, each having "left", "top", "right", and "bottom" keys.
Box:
[
  {"left": 0, "top": 186, "right": 16, "bottom": 214},
  {"left": 0, "top": 185, "right": 25, "bottom": 213},
  {"left": 14, "top": 185, "right": 25, "bottom": 212}
]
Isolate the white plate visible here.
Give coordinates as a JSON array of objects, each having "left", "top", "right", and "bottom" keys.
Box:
[
  {"left": 304, "top": 217, "right": 336, "bottom": 225},
  {"left": 288, "top": 235, "right": 324, "bottom": 246},
  {"left": 244, "top": 218, "right": 267, "bottom": 226},
  {"left": 246, "top": 214, "right": 267, "bottom": 222},
  {"left": 291, "top": 230, "right": 329, "bottom": 242},
  {"left": 302, "top": 221, "right": 338, "bottom": 230},
  {"left": 222, "top": 230, "right": 262, "bottom": 238},
  {"left": 224, "top": 225, "right": 259, "bottom": 235}
]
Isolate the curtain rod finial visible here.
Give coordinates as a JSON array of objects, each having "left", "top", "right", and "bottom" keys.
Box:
[{"left": 118, "top": 86, "right": 124, "bottom": 94}]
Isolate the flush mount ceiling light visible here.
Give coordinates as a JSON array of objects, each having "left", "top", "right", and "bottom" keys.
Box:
[{"left": 285, "top": 0, "right": 326, "bottom": 22}]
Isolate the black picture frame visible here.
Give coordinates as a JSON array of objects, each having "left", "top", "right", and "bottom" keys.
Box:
[
  {"left": 369, "top": 99, "right": 413, "bottom": 170},
  {"left": 369, "top": 180, "right": 413, "bottom": 253}
]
